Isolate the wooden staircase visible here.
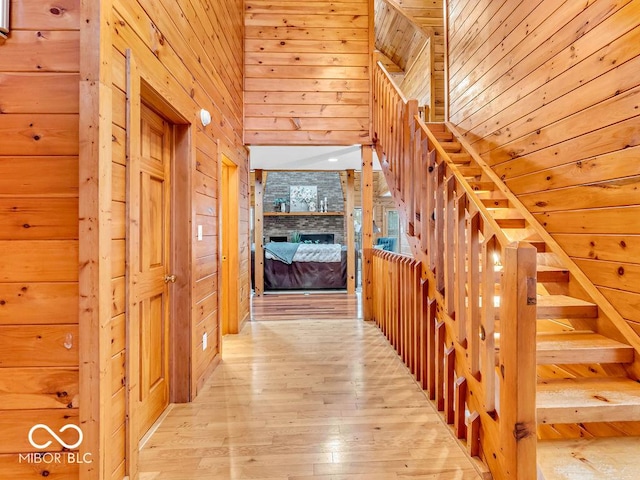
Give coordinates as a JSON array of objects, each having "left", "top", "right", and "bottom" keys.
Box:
[
  {"left": 431, "top": 122, "right": 640, "bottom": 440},
  {"left": 370, "top": 62, "right": 640, "bottom": 479}
]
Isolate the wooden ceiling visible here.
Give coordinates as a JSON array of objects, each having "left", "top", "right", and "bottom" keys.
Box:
[{"left": 374, "top": 0, "right": 446, "bottom": 119}]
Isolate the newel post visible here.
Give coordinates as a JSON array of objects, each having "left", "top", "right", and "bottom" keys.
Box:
[{"left": 499, "top": 241, "right": 537, "bottom": 479}]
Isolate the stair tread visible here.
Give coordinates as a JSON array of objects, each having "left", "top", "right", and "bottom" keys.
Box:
[
  {"left": 537, "top": 377, "right": 640, "bottom": 424},
  {"left": 538, "top": 437, "right": 640, "bottom": 480},
  {"left": 537, "top": 295, "right": 598, "bottom": 319},
  {"left": 536, "top": 332, "right": 634, "bottom": 365},
  {"left": 536, "top": 265, "right": 570, "bottom": 283},
  {"left": 448, "top": 153, "right": 472, "bottom": 164}
]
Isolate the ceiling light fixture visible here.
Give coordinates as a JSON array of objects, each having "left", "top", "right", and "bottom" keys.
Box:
[{"left": 328, "top": 158, "right": 339, "bottom": 162}]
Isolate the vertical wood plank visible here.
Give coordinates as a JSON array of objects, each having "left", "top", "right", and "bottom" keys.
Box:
[
  {"left": 466, "top": 209, "right": 480, "bottom": 375},
  {"left": 79, "top": 1, "right": 113, "bottom": 478},
  {"left": 346, "top": 169, "right": 356, "bottom": 294},
  {"left": 444, "top": 347, "right": 455, "bottom": 424},
  {"left": 444, "top": 175, "right": 456, "bottom": 315},
  {"left": 254, "top": 169, "right": 264, "bottom": 296},
  {"left": 454, "top": 192, "right": 467, "bottom": 345},
  {"left": 468, "top": 411, "right": 481, "bottom": 457},
  {"left": 482, "top": 234, "right": 497, "bottom": 412},
  {"left": 454, "top": 376, "right": 467, "bottom": 439},
  {"left": 426, "top": 298, "right": 437, "bottom": 399},
  {"left": 124, "top": 49, "right": 141, "bottom": 480},
  {"left": 499, "top": 242, "right": 537, "bottom": 480},
  {"left": 362, "top": 145, "right": 374, "bottom": 321},
  {"left": 435, "top": 321, "right": 445, "bottom": 411}
]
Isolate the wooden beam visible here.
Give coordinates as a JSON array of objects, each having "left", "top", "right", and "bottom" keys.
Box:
[
  {"left": 362, "top": 146, "right": 374, "bottom": 321},
  {"left": 346, "top": 169, "right": 356, "bottom": 294},
  {"left": 254, "top": 169, "right": 265, "bottom": 296}
]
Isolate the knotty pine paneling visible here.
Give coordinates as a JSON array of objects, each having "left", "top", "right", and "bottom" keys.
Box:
[
  {"left": 0, "top": 0, "right": 81, "bottom": 471},
  {"left": 448, "top": 0, "right": 640, "bottom": 331},
  {"left": 375, "top": 0, "right": 445, "bottom": 120},
  {"left": 108, "top": 0, "right": 247, "bottom": 476},
  {"left": 244, "top": 0, "right": 373, "bottom": 145}
]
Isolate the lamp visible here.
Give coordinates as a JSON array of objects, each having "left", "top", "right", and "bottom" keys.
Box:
[{"left": 200, "top": 109, "right": 211, "bottom": 127}]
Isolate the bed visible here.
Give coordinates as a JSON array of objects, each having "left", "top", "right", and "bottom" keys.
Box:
[{"left": 252, "top": 242, "right": 348, "bottom": 290}]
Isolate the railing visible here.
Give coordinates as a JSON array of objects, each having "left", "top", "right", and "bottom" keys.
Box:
[{"left": 371, "top": 62, "right": 538, "bottom": 480}]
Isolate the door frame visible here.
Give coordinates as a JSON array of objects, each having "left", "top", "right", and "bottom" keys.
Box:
[
  {"left": 125, "top": 51, "right": 193, "bottom": 477},
  {"left": 219, "top": 155, "right": 240, "bottom": 335}
]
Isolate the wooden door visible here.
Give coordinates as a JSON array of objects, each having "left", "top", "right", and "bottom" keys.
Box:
[
  {"left": 221, "top": 158, "right": 239, "bottom": 334},
  {"left": 136, "top": 104, "right": 172, "bottom": 438}
]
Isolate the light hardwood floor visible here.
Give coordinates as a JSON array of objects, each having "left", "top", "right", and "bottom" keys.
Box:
[{"left": 138, "top": 306, "right": 481, "bottom": 479}]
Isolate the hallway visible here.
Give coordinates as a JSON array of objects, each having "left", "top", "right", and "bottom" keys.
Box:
[{"left": 138, "top": 302, "right": 482, "bottom": 479}]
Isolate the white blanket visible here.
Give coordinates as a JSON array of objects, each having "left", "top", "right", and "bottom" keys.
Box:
[{"left": 265, "top": 243, "right": 342, "bottom": 262}]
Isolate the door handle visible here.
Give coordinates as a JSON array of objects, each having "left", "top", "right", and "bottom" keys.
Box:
[{"left": 164, "top": 274, "right": 177, "bottom": 283}]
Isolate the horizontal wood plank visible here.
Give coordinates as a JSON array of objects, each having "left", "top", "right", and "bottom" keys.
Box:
[
  {"left": 0, "top": 73, "right": 79, "bottom": 114},
  {"left": 245, "top": 129, "right": 370, "bottom": 145},
  {"left": 0, "top": 31, "right": 80, "bottom": 72},
  {"left": 0, "top": 198, "right": 78, "bottom": 240},
  {"left": 0, "top": 240, "right": 78, "bottom": 282},
  {"left": 244, "top": 91, "right": 369, "bottom": 105},
  {"left": 0, "top": 368, "right": 78, "bottom": 410},
  {"left": 0, "top": 283, "right": 78, "bottom": 326},
  {"left": 245, "top": 13, "right": 368, "bottom": 28},
  {"left": 245, "top": 52, "right": 370, "bottom": 66},
  {"left": 0, "top": 114, "right": 79, "bottom": 156},
  {"left": 10, "top": 0, "right": 81, "bottom": 30},
  {"left": 574, "top": 258, "right": 640, "bottom": 294},
  {"left": 245, "top": 26, "right": 368, "bottom": 40},
  {"left": 553, "top": 234, "right": 640, "bottom": 264},
  {"left": 245, "top": 39, "right": 369, "bottom": 54},
  {"left": 0, "top": 157, "right": 78, "bottom": 197},
  {"left": 245, "top": 78, "right": 370, "bottom": 92},
  {"left": 246, "top": 65, "right": 368, "bottom": 80},
  {"left": 533, "top": 207, "right": 640, "bottom": 235},
  {"left": 0, "top": 409, "right": 80, "bottom": 454},
  {"left": 245, "top": 104, "right": 369, "bottom": 118},
  {"left": 0, "top": 325, "right": 78, "bottom": 367}
]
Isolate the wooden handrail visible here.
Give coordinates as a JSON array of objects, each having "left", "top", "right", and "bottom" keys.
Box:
[{"left": 371, "top": 60, "right": 539, "bottom": 480}]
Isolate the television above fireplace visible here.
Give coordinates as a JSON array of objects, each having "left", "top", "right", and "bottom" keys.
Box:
[{"left": 299, "top": 233, "right": 335, "bottom": 244}]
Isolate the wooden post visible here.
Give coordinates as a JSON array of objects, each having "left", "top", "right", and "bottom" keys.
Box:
[
  {"left": 404, "top": 99, "right": 418, "bottom": 233},
  {"left": 362, "top": 145, "right": 374, "bottom": 321},
  {"left": 79, "top": 1, "right": 113, "bottom": 478},
  {"left": 346, "top": 169, "right": 356, "bottom": 294},
  {"left": 454, "top": 192, "right": 467, "bottom": 345},
  {"left": 466, "top": 209, "right": 480, "bottom": 375},
  {"left": 454, "top": 377, "right": 467, "bottom": 439},
  {"left": 426, "top": 298, "right": 436, "bottom": 399},
  {"left": 499, "top": 242, "right": 537, "bottom": 480},
  {"left": 444, "top": 347, "right": 455, "bottom": 424},
  {"left": 435, "top": 321, "right": 445, "bottom": 411},
  {"left": 444, "top": 175, "right": 456, "bottom": 315},
  {"left": 468, "top": 411, "right": 481, "bottom": 457},
  {"left": 254, "top": 169, "right": 265, "bottom": 296},
  {"left": 482, "top": 234, "right": 498, "bottom": 412}
]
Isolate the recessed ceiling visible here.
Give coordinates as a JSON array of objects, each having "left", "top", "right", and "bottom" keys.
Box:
[{"left": 249, "top": 145, "right": 382, "bottom": 171}]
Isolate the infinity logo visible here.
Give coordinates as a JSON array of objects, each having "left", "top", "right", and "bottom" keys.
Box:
[{"left": 28, "top": 424, "right": 83, "bottom": 450}]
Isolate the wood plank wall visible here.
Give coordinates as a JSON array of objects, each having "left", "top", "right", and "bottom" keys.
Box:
[
  {"left": 244, "top": 0, "right": 373, "bottom": 145},
  {"left": 0, "top": 0, "right": 81, "bottom": 477},
  {"left": 448, "top": 0, "right": 640, "bottom": 337},
  {"left": 109, "top": 1, "right": 248, "bottom": 476},
  {"left": 378, "top": 0, "right": 445, "bottom": 120},
  {"left": 0, "top": 0, "right": 246, "bottom": 478}
]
